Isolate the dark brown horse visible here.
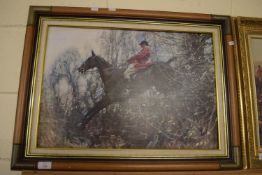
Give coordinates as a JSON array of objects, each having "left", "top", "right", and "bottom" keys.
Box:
[{"left": 78, "top": 51, "right": 178, "bottom": 127}]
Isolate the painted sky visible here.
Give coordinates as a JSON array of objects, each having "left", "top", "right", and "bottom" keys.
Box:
[
  {"left": 250, "top": 36, "right": 262, "bottom": 66},
  {"left": 44, "top": 26, "right": 104, "bottom": 72}
]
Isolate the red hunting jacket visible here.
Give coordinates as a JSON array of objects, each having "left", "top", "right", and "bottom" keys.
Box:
[{"left": 127, "top": 47, "right": 153, "bottom": 70}]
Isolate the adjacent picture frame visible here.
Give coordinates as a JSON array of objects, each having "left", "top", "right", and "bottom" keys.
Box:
[
  {"left": 236, "top": 17, "right": 262, "bottom": 168},
  {"left": 11, "top": 6, "right": 241, "bottom": 171}
]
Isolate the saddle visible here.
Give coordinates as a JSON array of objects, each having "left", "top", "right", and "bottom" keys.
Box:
[{"left": 134, "top": 62, "right": 155, "bottom": 70}]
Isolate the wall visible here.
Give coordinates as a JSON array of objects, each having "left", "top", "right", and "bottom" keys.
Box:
[{"left": 0, "top": 0, "right": 262, "bottom": 174}]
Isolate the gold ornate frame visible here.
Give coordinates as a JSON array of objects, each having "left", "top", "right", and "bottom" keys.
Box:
[
  {"left": 11, "top": 6, "right": 241, "bottom": 171},
  {"left": 235, "top": 17, "right": 262, "bottom": 169}
]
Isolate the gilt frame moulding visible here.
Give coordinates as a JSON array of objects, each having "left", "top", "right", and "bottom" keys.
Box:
[
  {"left": 11, "top": 6, "right": 241, "bottom": 171},
  {"left": 235, "top": 17, "right": 262, "bottom": 169}
]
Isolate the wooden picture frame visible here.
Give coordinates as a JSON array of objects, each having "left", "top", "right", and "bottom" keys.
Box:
[
  {"left": 11, "top": 6, "right": 240, "bottom": 171},
  {"left": 235, "top": 17, "right": 262, "bottom": 169}
]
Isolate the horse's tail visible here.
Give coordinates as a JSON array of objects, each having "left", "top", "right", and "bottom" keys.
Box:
[{"left": 165, "top": 57, "right": 176, "bottom": 64}]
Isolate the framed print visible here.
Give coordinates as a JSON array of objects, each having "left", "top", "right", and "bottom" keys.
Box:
[
  {"left": 11, "top": 6, "right": 240, "bottom": 171},
  {"left": 236, "top": 17, "right": 262, "bottom": 168}
]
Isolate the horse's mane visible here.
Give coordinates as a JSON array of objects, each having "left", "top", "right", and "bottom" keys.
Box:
[{"left": 95, "top": 55, "right": 112, "bottom": 68}]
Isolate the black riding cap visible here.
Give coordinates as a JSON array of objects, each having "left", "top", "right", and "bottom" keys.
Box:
[{"left": 139, "top": 40, "right": 149, "bottom": 46}]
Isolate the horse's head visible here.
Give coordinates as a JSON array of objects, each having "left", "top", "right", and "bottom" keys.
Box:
[{"left": 78, "top": 50, "right": 98, "bottom": 73}]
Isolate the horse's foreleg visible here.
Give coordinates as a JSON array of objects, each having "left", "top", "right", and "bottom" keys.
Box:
[{"left": 79, "top": 96, "right": 111, "bottom": 128}]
